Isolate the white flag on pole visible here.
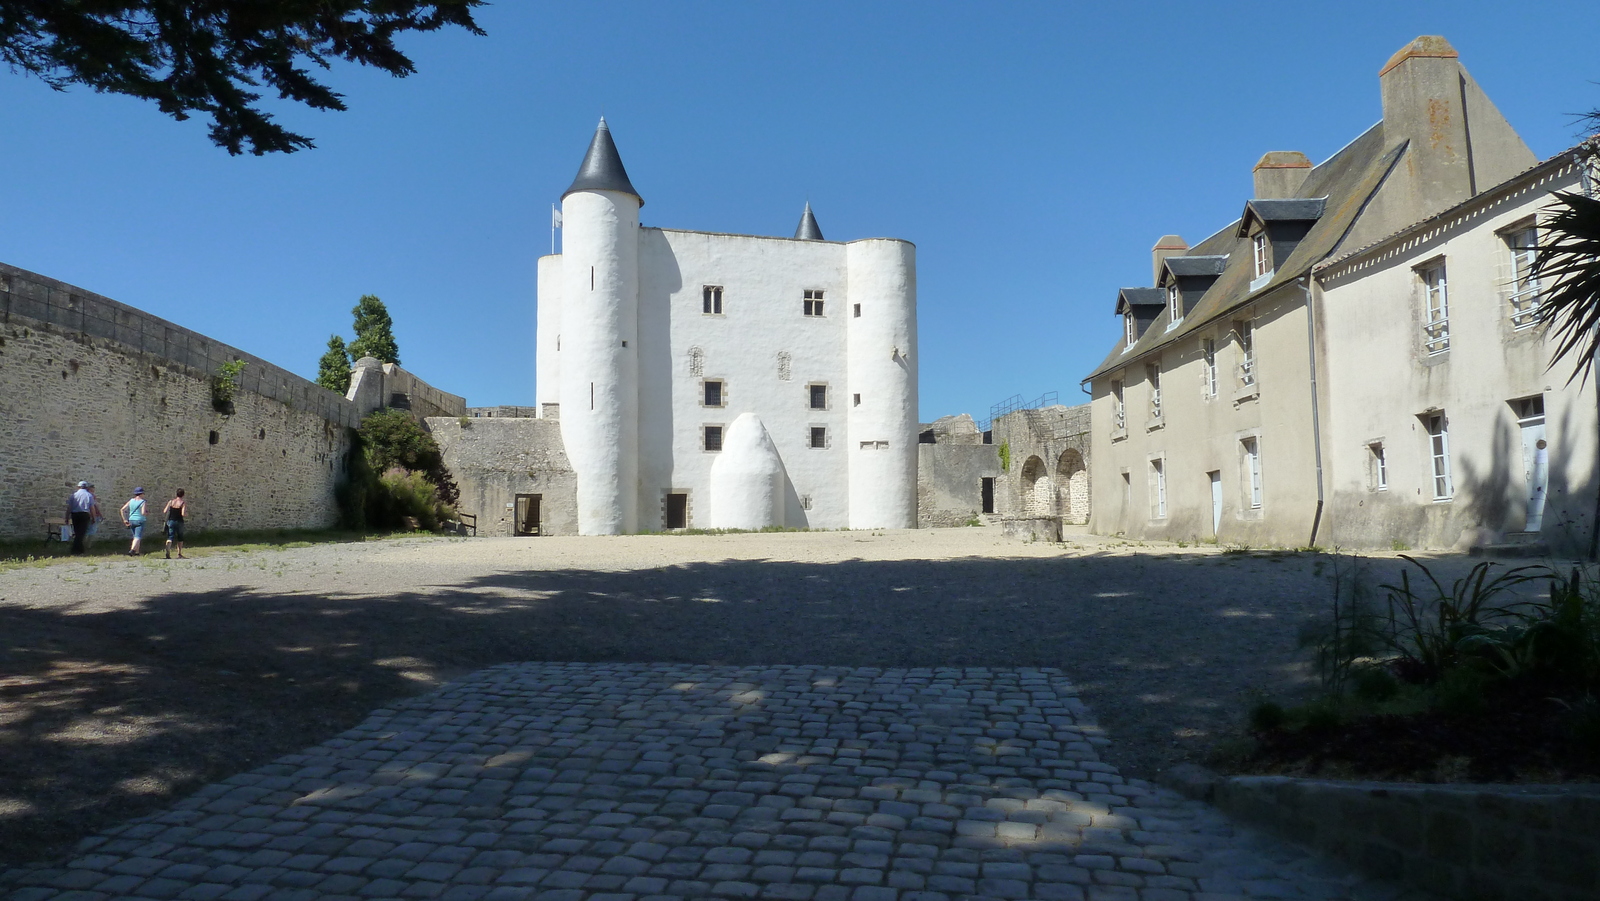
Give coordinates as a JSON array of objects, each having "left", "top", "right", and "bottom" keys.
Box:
[{"left": 552, "top": 206, "right": 562, "bottom": 228}]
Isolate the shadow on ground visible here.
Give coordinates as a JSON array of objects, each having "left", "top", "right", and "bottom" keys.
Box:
[{"left": 1, "top": 549, "right": 1356, "bottom": 864}]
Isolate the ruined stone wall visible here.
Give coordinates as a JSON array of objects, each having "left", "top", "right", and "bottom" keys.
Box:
[
  {"left": 0, "top": 264, "right": 354, "bottom": 538},
  {"left": 427, "top": 417, "right": 577, "bottom": 537},
  {"left": 994, "top": 404, "right": 1092, "bottom": 527},
  {"left": 916, "top": 414, "right": 1002, "bottom": 528}
]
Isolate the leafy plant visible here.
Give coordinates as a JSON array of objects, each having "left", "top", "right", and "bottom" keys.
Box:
[
  {"left": 997, "top": 441, "right": 1011, "bottom": 472},
  {"left": 1379, "top": 556, "right": 1545, "bottom": 683},
  {"left": 211, "top": 358, "right": 247, "bottom": 411},
  {"left": 316, "top": 335, "right": 351, "bottom": 393}
]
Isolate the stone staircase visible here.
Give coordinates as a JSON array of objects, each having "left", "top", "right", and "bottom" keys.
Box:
[{"left": 1468, "top": 530, "right": 1549, "bottom": 558}]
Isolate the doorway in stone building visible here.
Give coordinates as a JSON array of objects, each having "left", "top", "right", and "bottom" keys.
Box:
[
  {"left": 1055, "top": 449, "right": 1088, "bottom": 524},
  {"left": 514, "top": 494, "right": 542, "bottom": 536}
]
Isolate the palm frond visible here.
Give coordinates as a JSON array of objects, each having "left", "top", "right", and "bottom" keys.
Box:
[{"left": 1534, "top": 182, "right": 1600, "bottom": 384}]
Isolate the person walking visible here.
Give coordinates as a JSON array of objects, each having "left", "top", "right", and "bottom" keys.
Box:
[
  {"left": 66, "top": 481, "right": 94, "bottom": 554},
  {"left": 162, "top": 489, "right": 189, "bottom": 559},
  {"left": 85, "top": 483, "right": 104, "bottom": 549},
  {"left": 120, "top": 488, "right": 149, "bottom": 556}
]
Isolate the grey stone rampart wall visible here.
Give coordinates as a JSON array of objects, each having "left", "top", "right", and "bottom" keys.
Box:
[
  {"left": 2, "top": 263, "right": 360, "bottom": 429},
  {"left": 917, "top": 443, "right": 1001, "bottom": 528},
  {"left": 994, "top": 404, "right": 1092, "bottom": 527},
  {"left": 379, "top": 363, "right": 466, "bottom": 421},
  {"left": 428, "top": 417, "right": 577, "bottom": 537},
  {"left": 1213, "top": 776, "right": 1600, "bottom": 901},
  {"left": 1, "top": 304, "right": 350, "bottom": 539},
  {"left": 468, "top": 406, "right": 540, "bottom": 418}
]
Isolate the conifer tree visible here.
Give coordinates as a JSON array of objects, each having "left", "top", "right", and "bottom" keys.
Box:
[
  {"left": 347, "top": 295, "right": 401, "bottom": 365},
  {"left": 316, "top": 335, "right": 351, "bottom": 393}
]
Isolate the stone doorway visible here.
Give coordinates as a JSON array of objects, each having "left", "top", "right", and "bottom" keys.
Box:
[{"left": 513, "top": 494, "right": 541, "bottom": 536}]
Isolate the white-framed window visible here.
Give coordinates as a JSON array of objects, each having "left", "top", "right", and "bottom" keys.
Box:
[
  {"left": 702, "top": 379, "right": 725, "bottom": 407},
  {"left": 702, "top": 285, "right": 724, "bottom": 315},
  {"left": 808, "top": 383, "right": 828, "bottom": 410},
  {"left": 1252, "top": 233, "right": 1271, "bottom": 279},
  {"left": 1505, "top": 226, "right": 1541, "bottom": 329},
  {"left": 803, "top": 289, "right": 825, "bottom": 317},
  {"left": 1167, "top": 285, "right": 1183, "bottom": 325},
  {"left": 1369, "top": 442, "right": 1387, "bottom": 491},
  {"left": 1202, "top": 338, "right": 1218, "bottom": 399},
  {"left": 810, "top": 426, "right": 828, "bottom": 449},
  {"left": 1426, "top": 413, "right": 1452, "bottom": 500},
  {"left": 1111, "top": 379, "right": 1126, "bottom": 431},
  {"left": 1149, "top": 458, "right": 1168, "bottom": 520},
  {"left": 1420, "top": 263, "right": 1450, "bottom": 355},
  {"left": 1124, "top": 312, "right": 1137, "bottom": 348},
  {"left": 1146, "top": 363, "right": 1162, "bottom": 420},
  {"left": 1236, "top": 320, "right": 1256, "bottom": 387},
  {"left": 1242, "top": 437, "right": 1263, "bottom": 509},
  {"left": 703, "top": 425, "right": 724, "bottom": 452}
]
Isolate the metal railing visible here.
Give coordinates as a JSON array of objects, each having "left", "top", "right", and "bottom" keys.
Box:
[
  {"left": 1508, "top": 285, "right": 1542, "bottom": 330},
  {"left": 980, "top": 390, "right": 1058, "bottom": 432},
  {"left": 1423, "top": 318, "right": 1451, "bottom": 355}
]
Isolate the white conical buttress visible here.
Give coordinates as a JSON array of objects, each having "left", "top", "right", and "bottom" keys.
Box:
[
  {"left": 708, "top": 413, "right": 786, "bottom": 530},
  {"left": 558, "top": 188, "right": 640, "bottom": 535}
]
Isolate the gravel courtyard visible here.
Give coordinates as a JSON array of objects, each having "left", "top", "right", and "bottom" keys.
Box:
[{"left": 0, "top": 528, "right": 1434, "bottom": 878}]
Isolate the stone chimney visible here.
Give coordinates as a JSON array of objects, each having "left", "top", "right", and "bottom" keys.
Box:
[
  {"left": 1379, "top": 36, "right": 1476, "bottom": 216},
  {"left": 1151, "top": 235, "right": 1188, "bottom": 286},
  {"left": 1253, "top": 152, "right": 1312, "bottom": 199}
]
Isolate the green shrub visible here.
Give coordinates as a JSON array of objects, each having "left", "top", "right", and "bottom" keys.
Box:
[
  {"left": 378, "top": 468, "right": 452, "bottom": 531},
  {"left": 1433, "top": 667, "right": 1489, "bottom": 717},
  {"left": 1249, "top": 701, "right": 1287, "bottom": 731},
  {"left": 998, "top": 441, "right": 1011, "bottom": 472},
  {"left": 1352, "top": 665, "right": 1400, "bottom": 702}
]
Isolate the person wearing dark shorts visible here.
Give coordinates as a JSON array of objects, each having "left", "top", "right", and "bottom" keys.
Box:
[
  {"left": 162, "top": 489, "right": 189, "bottom": 559},
  {"left": 66, "top": 481, "right": 94, "bottom": 554}
]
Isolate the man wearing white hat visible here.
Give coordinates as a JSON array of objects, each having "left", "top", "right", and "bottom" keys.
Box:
[{"left": 66, "top": 481, "right": 94, "bottom": 554}]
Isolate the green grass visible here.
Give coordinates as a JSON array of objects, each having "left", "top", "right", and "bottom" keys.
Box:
[{"left": 0, "top": 527, "right": 429, "bottom": 571}]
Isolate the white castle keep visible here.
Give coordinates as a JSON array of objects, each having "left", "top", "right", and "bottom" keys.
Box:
[{"left": 535, "top": 120, "right": 918, "bottom": 535}]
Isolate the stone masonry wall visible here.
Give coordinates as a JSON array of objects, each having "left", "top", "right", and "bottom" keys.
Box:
[
  {"left": 916, "top": 414, "right": 1002, "bottom": 528},
  {"left": 994, "top": 404, "right": 1092, "bottom": 527},
  {"left": 1, "top": 317, "right": 349, "bottom": 539},
  {"left": 1213, "top": 776, "right": 1600, "bottom": 901},
  {"left": 427, "top": 417, "right": 577, "bottom": 537}
]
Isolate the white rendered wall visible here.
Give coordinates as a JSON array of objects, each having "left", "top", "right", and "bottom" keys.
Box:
[
  {"left": 558, "top": 190, "right": 640, "bottom": 534},
  {"left": 636, "top": 229, "right": 853, "bottom": 530},
  {"left": 708, "top": 413, "right": 786, "bottom": 529},
  {"left": 845, "top": 239, "right": 919, "bottom": 529},
  {"left": 535, "top": 254, "right": 562, "bottom": 409}
]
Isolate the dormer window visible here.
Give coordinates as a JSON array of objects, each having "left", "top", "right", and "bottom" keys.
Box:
[
  {"left": 1166, "top": 285, "right": 1182, "bottom": 324},
  {"left": 1124, "top": 312, "right": 1137, "bottom": 347},
  {"left": 1252, "top": 234, "right": 1270, "bottom": 279}
]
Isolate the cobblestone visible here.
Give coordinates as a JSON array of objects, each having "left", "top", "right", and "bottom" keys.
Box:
[{"left": 1, "top": 664, "right": 1429, "bottom": 899}]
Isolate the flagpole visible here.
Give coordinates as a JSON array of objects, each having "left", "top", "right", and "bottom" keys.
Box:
[{"left": 551, "top": 204, "right": 557, "bottom": 255}]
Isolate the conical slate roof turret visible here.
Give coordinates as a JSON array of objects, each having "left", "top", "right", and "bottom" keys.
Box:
[
  {"left": 794, "top": 202, "right": 824, "bottom": 240},
  {"left": 562, "top": 117, "right": 643, "bottom": 205}
]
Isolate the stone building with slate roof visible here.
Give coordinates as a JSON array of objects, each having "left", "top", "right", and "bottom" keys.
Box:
[{"left": 1083, "top": 36, "right": 1597, "bottom": 553}]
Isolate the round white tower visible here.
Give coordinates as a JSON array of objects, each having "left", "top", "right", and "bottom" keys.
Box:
[
  {"left": 557, "top": 118, "right": 642, "bottom": 535},
  {"left": 845, "top": 238, "right": 918, "bottom": 529},
  {"left": 708, "top": 413, "right": 786, "bottom": 530}
]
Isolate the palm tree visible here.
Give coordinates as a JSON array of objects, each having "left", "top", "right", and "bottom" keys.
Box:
[{"left": 1533, "top": 138, "right": 1600, "bottom": 556}]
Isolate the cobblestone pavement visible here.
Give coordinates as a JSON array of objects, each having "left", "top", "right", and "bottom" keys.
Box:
[{"left": 2, "top": 664, "right": 1425, "bottom": 901}]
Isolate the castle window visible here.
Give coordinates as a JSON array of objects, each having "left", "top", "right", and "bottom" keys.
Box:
[
  {"left": 1504, "top": 225, "right": 1541, "bottom": 329},
  {"left": 809, "top": 383, "right": 828, "bottom": 410},
  {"left": 1420, "top": 263, "right": 1449, "bottom": 355},
  {"left": 1369, "top": 442, "right": 1387, "bottom": 491},
  {"left": 853, "top": 393, "right": 861, "bottom": 407},
  {"left": 853, "top": 303, "right": 861, "bottom": 318},
  {"left": 810, "top": 427, "right": 828, "bottom": 449},
  {"left": 703, "top": 379, "right": 725, "bottom": 407},
  {"left": 703, "top": 425, "right": 723, "bottom": 452},
  {"left": 804, "top": 289, "right": 825, "bottom": 317},
  {"left": 1426, "top": 413, "right": 1452, "bottom": 500},
  {"left": 1166, "top": 285, "right": 1182, "bottom": 325},
  {"left": 703, "top": 285, "right": 724, "bottom": 315},
  {"left": 1202, "top": 339, "right": 1218, "bottom": 399},
  {"left": 1252, "top": 233, "right": 1270, "bottom": 279}
]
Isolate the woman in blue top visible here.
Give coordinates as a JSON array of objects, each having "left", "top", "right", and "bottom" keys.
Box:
[{"left": 119, "top": 487, "right": 148, "bottom": 557}]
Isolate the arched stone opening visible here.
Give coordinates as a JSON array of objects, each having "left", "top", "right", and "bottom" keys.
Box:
[
  {"left": 1020, "top": 455, "right": 1052, "bottom": 517},
  {"left": 1056, "top": 448, "right": 1089, "bottom": 525}
]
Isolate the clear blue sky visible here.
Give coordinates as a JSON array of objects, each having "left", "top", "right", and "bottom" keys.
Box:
[{"left": 3, "top": 2, "right": 1595, "bottom": 421}]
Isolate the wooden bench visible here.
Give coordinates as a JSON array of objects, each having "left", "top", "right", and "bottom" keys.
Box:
[{"left": 42, "top": 515, "right": 70, "bottom": 541}]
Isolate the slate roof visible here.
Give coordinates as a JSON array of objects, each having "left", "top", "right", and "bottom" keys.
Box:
[
  {"left": 1115, "top": 288, "right": 1165, "bottom": 315},
  {"left": 1086, "top": 122, "right": 1407, "bottom": 381},
  {"left": 1243, "top": 198, "right": 1327, "bottom": 225},
  {"left": 795, "top": 202, "right": 825, "bottom": 240},
  {"left": 563, "top": 118, "right": 643, "bottom": 204},
  {"left": 1161, "top": 255, "right": 1229, "bottom": 280}
]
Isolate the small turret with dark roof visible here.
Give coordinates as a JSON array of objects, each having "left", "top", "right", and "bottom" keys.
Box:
[
  {"left": 794, "top": 202, "right": 824, "bottom": 241},
  {"left": 563, "top": 117, "right": 643, "bottom": 205}
]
